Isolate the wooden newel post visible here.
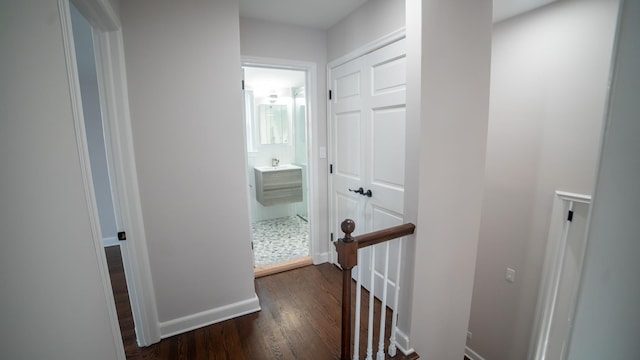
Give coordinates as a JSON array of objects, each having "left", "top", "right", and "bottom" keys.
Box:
[{"left": 334, "top": 219, "right": 358, "bottom": 360}]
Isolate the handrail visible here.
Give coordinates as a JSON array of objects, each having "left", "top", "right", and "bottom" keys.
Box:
[
  {"left": 333, "top": 219, "right": 416, "bottom": 360},
  {"left": 356, "top": 223, "right": 416, "bottom": 249}
]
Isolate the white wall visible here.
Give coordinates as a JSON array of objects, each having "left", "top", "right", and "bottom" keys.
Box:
[
  {"left": 567, "top": 1, "right": 640, "bottom": 358},
  {"left": 70, "top": 3, "right": 118, "bottom": 243},
  {"left": 467, "top": 1, "right": 619, "bottom": 359},
  {"left": 240, "top": 17, "right": 327, "bottom": 67},
  {"left": 326, "top": 0, "right": 405, "bottom": 61},
  {"left": 239, "top": 17, "right": 329, "bottom": 254},
  {"left": 397, "top": 0, "right": 422, "bottom": 351},
  {"left": 408, "top": 1, "right": 492, "bottom": 359},
  {"left": 119, "top": 0, "right": 259, "bottom": 335},
  {"left": 0, "top": 1, "right": 121, "bottom": 359},
  {"left": 106, "top": 0, "right": 118, "bottom": 19}
]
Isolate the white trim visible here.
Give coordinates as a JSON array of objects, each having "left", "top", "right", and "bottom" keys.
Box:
[
  {"left": 242, "top": 56, "right": 315, "bottom": 71},
  {"left": 58, "top": 1, "right": 125, "bottom": 358},
  {"left": 70, "top": 0, "right": 119, "bottom": 31},
  {"left": 465, "top": 346, "right": 487, "bottom": 360},
  {"left": 159, "top": 296, "right": 261, "bottom": 339},
  {"left": 312, "top": 251, "right": 330, "bottom": 265},
  {"left": 103, "top": 236, "right": 119, "bottom": 247},
  {"left": 555, "top": 190, "right": 592, "bottom": 204},
  {"left": 327, "top": 28, "right": 406, "bottom": 68},
  {"left": 241, "top": 57, "right": 323, "bottom": 266},
  {"left": 93, "top": 28, "right": 161, "bottom": 345},
  {"left": 393, "top": 327, "right": 415, "bottom": 356},
  {"left": 529, "top": 190, "right": 591, "bottom": 360}
]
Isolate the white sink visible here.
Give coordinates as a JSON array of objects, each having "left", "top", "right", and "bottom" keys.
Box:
[{"left": 255, "top": 164, "right": 302, "bottom": 172}]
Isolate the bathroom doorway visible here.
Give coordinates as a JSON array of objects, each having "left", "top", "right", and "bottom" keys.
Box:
[{"left": 242, "top": 65, "right": 312, "bottom": 275}]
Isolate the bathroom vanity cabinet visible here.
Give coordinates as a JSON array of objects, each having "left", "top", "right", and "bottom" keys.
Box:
[{"left": 254, "top": 165, "right": 303, "bottom": 206}]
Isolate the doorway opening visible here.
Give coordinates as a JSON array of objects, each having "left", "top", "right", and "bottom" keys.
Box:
[
  {"left": 68, "top": 2, "right": 134, "bottom": 352},
  {"left": 530, "top": 191, "right": 591, "bottom": 360},
  {"left": 242, "top": 65, "right": 313, "bottom": 275},
  {"left": 69, "top": 3, "right": 119, "bottom": 249},
  {"left": 64, "top": 0, "right": 160, "bottom": 351}
]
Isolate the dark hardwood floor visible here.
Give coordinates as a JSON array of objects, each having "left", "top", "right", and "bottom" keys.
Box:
[
  {"left": 105, "top": 246, "right": 419, "bottom": 359},
  {"left": 105, "top": 246, "right": 139, "bottom": 356}
]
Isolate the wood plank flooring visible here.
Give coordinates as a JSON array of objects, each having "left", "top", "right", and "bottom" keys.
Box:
[
  {"left": 105, "top": 246, "right": 419, "bottom": 359},
  {"left": 105, "top": 246, "right": 139, "bottom": 357}
]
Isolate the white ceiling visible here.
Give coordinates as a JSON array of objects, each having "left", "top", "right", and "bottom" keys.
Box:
[{"left": 238, "top": 0, "right": 558, "bottom": 29}]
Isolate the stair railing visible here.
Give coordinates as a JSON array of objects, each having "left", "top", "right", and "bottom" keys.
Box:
[{"left": 334, "top": 219, "right": 416, "bottom": 360}]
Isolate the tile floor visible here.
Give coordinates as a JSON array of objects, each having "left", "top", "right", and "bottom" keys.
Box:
[{"left": 251, "top": 215, "right": 310, "bottom": 267}]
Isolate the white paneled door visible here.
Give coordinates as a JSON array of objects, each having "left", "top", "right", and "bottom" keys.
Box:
[{"left": 329, "top": 38, "right": 406, "bottom": 308}]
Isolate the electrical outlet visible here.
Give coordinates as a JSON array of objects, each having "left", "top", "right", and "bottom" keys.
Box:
[
  {"left": 505, "top": 267, "right": 516, "bottom": 283},
  {"left": 467, "top": 331, "right": 473, "bottom": 340}
]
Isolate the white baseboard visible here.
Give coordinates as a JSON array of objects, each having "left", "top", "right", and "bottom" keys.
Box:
[
  {"left": 312, "top": 251, "right": 329, "bottom": 265},
  {"left": 159, "top": 295, "right": 261, "bottom": 339},
  {"left": 465, "top": 346, "right": 487, "bottom": 360},
  {"left": 103, "top": 236, "right": 119, "bottom": 247},
  {"left": 394, "top": 328, "right": 416, "bottom": 356}
]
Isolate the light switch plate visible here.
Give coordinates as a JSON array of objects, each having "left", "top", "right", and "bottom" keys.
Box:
[{"left": 319, "top": 146, "right": 327, "bottom": 159}]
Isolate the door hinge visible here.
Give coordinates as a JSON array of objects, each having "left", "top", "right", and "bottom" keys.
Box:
[
  {"left": 329, "top": 89, "right": 332, "bottom": 100},
  {"left": 251, "top": 241, "right": 254, "bottom": 250},
  {"left": 117, "top": 231, "right": 127, "bottom": 241},
  {"left": 330, "top": 233, "right": 334, "bottom": 242},
  {"left": 241, "top": 80, "right": 245, "bottom": 90},
  {"left": 329, "top": 164, "right": 333, "bottom": 174},
  {"left": 567, "top": 210, "right": 574, "bottom": 222}
]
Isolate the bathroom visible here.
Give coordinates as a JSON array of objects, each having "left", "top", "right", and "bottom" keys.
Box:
[{"left": 243, "top": 66, "right": 310, "bottom": 270}]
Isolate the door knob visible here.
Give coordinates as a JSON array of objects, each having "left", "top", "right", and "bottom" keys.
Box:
[{"left": 348, "top": 187, "right": 373, "bottom": 197}]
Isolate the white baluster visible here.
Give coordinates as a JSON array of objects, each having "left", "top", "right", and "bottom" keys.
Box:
[
  {"left": 365, "top": 246, "right": 376, "bottom": 360},
  {"left": 376, "top": 242, "right": 390, "bottom": 360},
  {"left": 353, "top": 251, "right": 362, "bottom": 360},
  {"left": 388, "top": 238, "right": 403, "bottom": 357}
]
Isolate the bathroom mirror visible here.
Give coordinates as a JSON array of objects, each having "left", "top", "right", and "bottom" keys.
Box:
[{"left": 258, "top": 104, "right": 289, "bottom": 145}]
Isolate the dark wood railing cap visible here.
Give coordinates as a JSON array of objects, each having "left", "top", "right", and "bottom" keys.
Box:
[
  {"left": 340, "top": 219, "right": 356, "bottom": 242},
  {"left": 356, "top": 223, "right": 416, "bottom": 249}
]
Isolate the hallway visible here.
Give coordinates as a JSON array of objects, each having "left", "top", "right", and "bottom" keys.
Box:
[{"left": 105, "top": 246, "right": 419, "bottom": 359}]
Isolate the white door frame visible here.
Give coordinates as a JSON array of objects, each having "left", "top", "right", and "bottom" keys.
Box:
[
  {"left": 61, "top": 0, "right": 161, "bottom": 349},
  {"left": 241, "top": 56, "right": 323, "bottom": 265},
  {"left": 529, "top": 190, "right": 592, "bottom": 360},
  {"left": 326, "top": 28, "right": 405, "bottom": 264}
]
